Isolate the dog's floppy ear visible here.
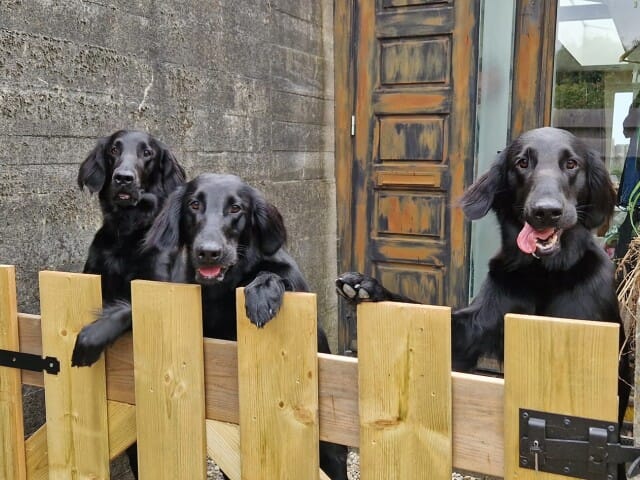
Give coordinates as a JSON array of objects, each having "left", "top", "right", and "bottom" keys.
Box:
[
  {"left": 252, "top": 190, "right": 287, "bottom": 255},
  {"left": 144, "top": 185, "right": 186, "bottom": 252},
  {"left": 159, "top": 143, "right": 186, "bottom": 194},
  {"left": 78, "top": 137, "right": 109, "bottom": 193},
  {"left": 460, "top": 150, "right": 507, "bottom": 220},
  {"left": 583, "top": 149, "right": 616, "bottom": 229}
]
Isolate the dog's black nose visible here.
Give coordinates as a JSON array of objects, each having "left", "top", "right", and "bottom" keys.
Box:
[
  {"left": 196, "top": 245, "right": 222, "bottom": 263},
  {"left": 113, "top": 172, "right": 135, "bottom": 185},
  {"left": 531, "top": 201, "right": 563, "bottom": 224}
]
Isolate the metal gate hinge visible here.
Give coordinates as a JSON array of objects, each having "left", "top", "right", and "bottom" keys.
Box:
[
  {"left": 0, "top": 349, "right": 60, "bottom": 375},
  {"left": 519, "top": 409, "right": 640, "bottom": 479}
]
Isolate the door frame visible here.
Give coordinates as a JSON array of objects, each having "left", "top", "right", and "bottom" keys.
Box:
[
  {"left": 334, "top": 0, "right": 355, "bottom": 278},
  {"left": 334, "top": 0, "right": 356, "bottom": 353},
  {"left": 510, "top": 0, "right": 558, "bottom": 137}
]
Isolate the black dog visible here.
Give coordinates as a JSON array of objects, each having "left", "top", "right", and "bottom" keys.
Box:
[
  {"left": 336, "top": 127, "right": 631, "bottom": 425},
  {"left": 145, "top": 173, "right": 312, "bottom": 339},
  {"left": 72, "top": 130, "right": 186, "bottom": 367},
  {"left": 100, "top": 174, "right": 347, "bottom": 479}
]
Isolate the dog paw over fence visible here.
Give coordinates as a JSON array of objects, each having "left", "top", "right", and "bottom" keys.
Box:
[{"left": 0, "top": 265, "right": 628, "bottom": 479}]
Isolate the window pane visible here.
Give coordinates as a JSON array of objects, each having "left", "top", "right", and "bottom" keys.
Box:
[
  {"left": 470, "top": 1, "right": 515, "bottom": 298},
  {"left": 552, "top": 0, "right": 640, "bottom": 259}
]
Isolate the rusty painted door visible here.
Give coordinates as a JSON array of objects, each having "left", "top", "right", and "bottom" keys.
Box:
[{"left": 336, "top": 0, "right": 480, "bottom": 351}]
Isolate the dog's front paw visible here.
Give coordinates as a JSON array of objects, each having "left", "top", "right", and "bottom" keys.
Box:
[
  {"left": 71, "top": 323, "right": 109, "bottom": 367},
  {"left": 335, "top": 272, "right": 386, "bottom": 303},
  {"left": 244, "top": 273, "right": 286, "bottom": 328}
]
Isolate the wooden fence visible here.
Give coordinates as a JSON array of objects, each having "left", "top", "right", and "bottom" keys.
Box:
[{"left": 0, "top": 265, "right": 622, "bottom": 479}]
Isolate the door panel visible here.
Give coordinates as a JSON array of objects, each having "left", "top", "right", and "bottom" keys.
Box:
[
  {"left": 336, "top": 0, "right": 479, "bottom": 353},
  {"left": 379, "top": 116, "right": 445, "bottom": 161},
  {"left": 376, "top": 262, "right": 444, "bottom": 306},
  {"left": 380, "top": 38, "right": 450, "bottom": 85}
]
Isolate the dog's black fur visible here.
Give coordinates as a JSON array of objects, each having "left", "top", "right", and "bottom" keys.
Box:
[
  {"left": 145, "top": 173, "right": 313, "bottom": 339},
  {"left": 337, "top": 127, "right": 631, "bottom": 426},
  {"left": 97, "top": 173, "right": 347, "bottom": 479},
  {"left": 72, "top": 130, "right": 186, "bottom": 367}
]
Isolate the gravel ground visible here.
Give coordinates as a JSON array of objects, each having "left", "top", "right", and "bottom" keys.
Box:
[
  {"left": 204, "top": 451, "right": 489, "bottom": 480},
  {"left": 117, "top": 450, "right": 490, "bottom": 479}
]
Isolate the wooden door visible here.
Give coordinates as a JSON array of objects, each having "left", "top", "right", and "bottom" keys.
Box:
[{"left": 335, "top": 0, "right": 480, "bottom": 352}]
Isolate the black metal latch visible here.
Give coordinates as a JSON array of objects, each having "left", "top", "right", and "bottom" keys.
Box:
[
  {"left": 0, "top": 349, "right": 60, "bottom": 375},
  {"left": 520, "top": 409, "right": 640, "bottom": 479}
]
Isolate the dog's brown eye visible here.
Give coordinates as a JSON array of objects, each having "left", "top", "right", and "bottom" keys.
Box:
[
  {"left": 516, "top": 158, "right": 529, "bottom": 169},
  {"left": 566, "top": 158, "right": 578, "bottom": 170},
  {"left": 143, "top": 148, "right": 153, "bottom": 157},
  {"left": 188, "top": 200, "right": 200, "bottom": 211},
  {"left": 229, "top": 204, "right": 242, "bottom": 214},
  {"left": 110, "top": 146, "right": 119, "bottom": 155}
]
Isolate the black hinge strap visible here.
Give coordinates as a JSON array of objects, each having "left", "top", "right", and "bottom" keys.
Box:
[{"left": 0, "top": 349, "right": 60, "bottom": 374}]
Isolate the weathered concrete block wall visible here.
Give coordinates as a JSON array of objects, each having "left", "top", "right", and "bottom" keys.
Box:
[{"left": 0, "top": 0, "right": 338, "bottom": 347}]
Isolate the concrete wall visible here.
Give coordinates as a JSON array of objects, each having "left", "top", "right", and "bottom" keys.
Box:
[
  {"left": 0, "top": 0, "right": 338, "bottom": 347},
  {"left": 1, "top": 2, "right": 336, "bottom": 477}
]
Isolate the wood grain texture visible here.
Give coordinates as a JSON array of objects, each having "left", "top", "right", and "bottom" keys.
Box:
[
  {"left": 18, "top": 310, "right": 508, "bottom": 476},
  {"left": 24, "top": 425, "right": 47, "bottom": 480},
  {"left": 452, "top": 372, "right": 504, "bottom": 477},
  {"left": 0, "top": 266, "right": 26, "bottom": 480},
  {"left": 511, "top": 0, "right": 558, "bottom": 137},
  {"left": 131, "top": 280, "right": 206, "bottom": 480},
  {"left": 318, "top": 352, "right": 359, "bottom": 446},
  {"left": 106, "top": 400, "right": 137, "bottom": 459},
  {"left": 504, "top": 313, "right": 619, "bottom": 479},
  {"left": 39, "top": 270, "right": 109, "bottom": 480},
  {"left": 448, "top": 0, "right": 480, "bottom": 307},
  {"left": 334, "top": 0, "right": 357, "bottom": 354},
  {"left": 206, "top": 420, "right": 241, "bottom": 480},
  {"left": 336, "top": 0, "right": 480, "bottom": 357},
  {"left": 24, "top": 400, "right": 137, "bottom": 480},
  {"left": 237, "top": 289, "right": 320, "bottom": 479},
  {"left": 358, "top": 301, "right": 452, "bottom": 479}
]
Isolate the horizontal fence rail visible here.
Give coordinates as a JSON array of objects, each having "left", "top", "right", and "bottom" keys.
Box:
[{"left": 0, "top": 266, "right": 623, "bottom": 479}]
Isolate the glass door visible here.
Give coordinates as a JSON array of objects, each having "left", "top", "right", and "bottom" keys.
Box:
[{"left": 551, "top": 0, "right": 640, "bottom": 259}]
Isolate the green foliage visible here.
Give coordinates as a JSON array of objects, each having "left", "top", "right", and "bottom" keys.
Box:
[
  {"left": 554, "top": 71, "right": 605, "bottom": 109},
  {"left": 630, "top": 176, "right": 640, "bottom": 235}
]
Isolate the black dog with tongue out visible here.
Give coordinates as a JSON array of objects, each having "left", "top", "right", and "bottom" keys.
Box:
[
  {"left": 336, "top": 127, "right": 631, "bottom": 426},
  {"left": 145, "top": 173, "right": 313, "bottom": 339},
  {"left": 146, "top": 173, "right": 348, "bottom": 480}
]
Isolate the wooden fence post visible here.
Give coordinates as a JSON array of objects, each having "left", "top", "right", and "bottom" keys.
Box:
[
  {"left": 0, "top": 265, "right": 26, "bottom": 480},
  {"left": 131, "top": 280, "right": 207, "bottom": 480},
  {"left": 39, "top": 270, "right": 110, "bottom": 479},
  {"left": 504, "top": 313, "right": 619, "bottom": 479},
  {"left": 358, "top": 302, "right": 452, "bottom": 479},
  {"left": 237, "top": 289, "right": 320, "bottom": 479}
]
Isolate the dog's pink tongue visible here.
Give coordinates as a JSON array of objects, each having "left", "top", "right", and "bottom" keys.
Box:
[
  {"left": 517, "top": 222, "right": 555, "bottom": 254},
  {"left": 198, "top": 266, "right": 221, "bottom": 277}
]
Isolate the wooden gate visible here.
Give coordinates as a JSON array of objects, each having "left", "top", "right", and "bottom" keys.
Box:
[{"left": 0, "top": 265, "right": 623, "bottom": 479}]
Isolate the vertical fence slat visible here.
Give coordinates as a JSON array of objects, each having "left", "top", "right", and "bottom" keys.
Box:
[
  {"left": 358, "top": 302, "right": 452, "bottom": 479},
  {"left": 504, "top": 313, "right": 619, "bottom": 479},
  {"left": 132, "top": 280, "right": 206, "bottom": 480},
  {"left": 39, "top": 270, "right": 109, "bottom": 479},
  {"left": 237, "top": 289, "right": 320, "bottom": 479},
  {"left": 0, "top": 265, "right": 26, "bottom": 480},
  {"left": 23, "top": 399, "right": 137, "bottom": 480}
]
